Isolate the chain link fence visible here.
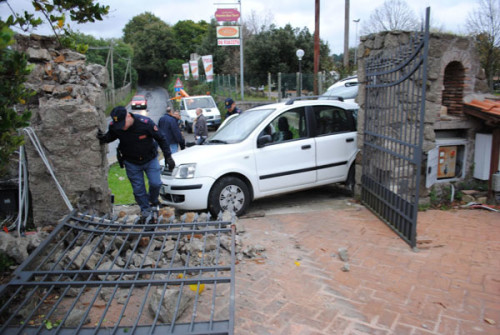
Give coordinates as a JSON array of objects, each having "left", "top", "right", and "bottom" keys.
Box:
[{"left": 188, "top": 72, "right": 338, "bottom": 102}]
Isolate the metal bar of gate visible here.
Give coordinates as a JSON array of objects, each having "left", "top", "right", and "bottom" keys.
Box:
[
  {"left": 0, "top": 209, "right": 235, "bottom": 335},
  {"left": 361, "top": 8, "right": 430, "bottom": 248}
]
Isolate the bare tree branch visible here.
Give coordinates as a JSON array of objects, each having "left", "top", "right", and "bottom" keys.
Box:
[{"left": 362, "top": 0, "right": 419, "bottom": 35}]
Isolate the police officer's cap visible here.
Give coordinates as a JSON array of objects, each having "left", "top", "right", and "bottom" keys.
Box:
[
  {"left": 110, "top": 106, "right": 128, "bottom": 130},
  {"left": 224, "top": 98, "right": 234, "bottom": 109}
]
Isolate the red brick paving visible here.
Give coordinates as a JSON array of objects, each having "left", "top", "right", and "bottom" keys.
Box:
[{"left": 235, "top": 207, "right": 500, "bottom": 334}]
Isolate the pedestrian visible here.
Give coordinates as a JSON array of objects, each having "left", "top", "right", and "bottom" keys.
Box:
[
  {"left": 158, "top": 107, "right": 185, "bottom": 153},
  {"left": 97, "top": 106, "right": 176, "bottom": 223},
  {"left": 194, "top": 107, "right": 208, "bottom": 145},
  {"left": 224, "top": 98, "right": 242, "bottom": 118}
]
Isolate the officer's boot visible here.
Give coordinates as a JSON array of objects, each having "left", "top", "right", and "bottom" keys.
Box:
[{"left": 151, "top": 205, "right": 159, "bottom": 224}]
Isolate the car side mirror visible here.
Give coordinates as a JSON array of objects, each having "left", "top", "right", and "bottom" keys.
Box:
[{"left": 257, "top": 134, "right": 272, "bottom": 148}]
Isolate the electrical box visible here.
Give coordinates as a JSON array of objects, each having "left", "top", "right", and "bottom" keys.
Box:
[
  {"left": 473, "top": 133, "right": 492, "bottom": 180},
  {"left": 426, "top": 138, "right": 467, "bottom": 188},
  {"left": 438, "top": 146, "right": 457, "bottom": 179}
]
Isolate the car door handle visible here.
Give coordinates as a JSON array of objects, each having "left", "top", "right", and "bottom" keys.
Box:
[
  {"left": 301, "top": 145, "right": 311, "bottom": 150},
  {"left": 346, "top": 138, "right": 354, "bottom": 143}
]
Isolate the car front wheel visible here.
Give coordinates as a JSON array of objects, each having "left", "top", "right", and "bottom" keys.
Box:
[{"left": 208, "top": 176, "right": 250, "bottom": 218}]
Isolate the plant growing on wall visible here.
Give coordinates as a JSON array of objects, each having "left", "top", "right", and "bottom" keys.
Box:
[
  {"left": 0, "top": 0, "right": 109, "bottom": 177},
  {"left": 0, "top": 25, "right": 32, "bottom": 177}
]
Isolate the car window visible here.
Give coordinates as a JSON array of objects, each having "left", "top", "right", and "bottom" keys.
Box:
[
  {"left": 313, "top": 106, "right": 355, "bottom": 135},
  {"left": 184, "top": 97, "right": 216, "bottom": 109},
  {"left": 265, "top": 107, "right": 306, "bottom": 144},
  {"left": 208, "top": 108, "right": 275, "bottom": 143}
]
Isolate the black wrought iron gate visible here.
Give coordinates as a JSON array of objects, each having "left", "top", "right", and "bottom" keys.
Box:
[{"left": 361, "top": 8, "right": 430, "bottom": 248}]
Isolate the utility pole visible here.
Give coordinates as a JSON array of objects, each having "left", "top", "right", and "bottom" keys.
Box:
[
  {"left": 110, "top": 42, "right": 115, "bottom": 106},
  {"left": 239, "top": 0, "right": 244, "bottom": 100},
  {"left": 353, "top": 19, "right": 360, "bottom": 66},
  {"left": 314, "top": 0, "right": 320, "bottom": 95},
  {"left": 343, "top": 0, "right": 350, "bottom": 69}
]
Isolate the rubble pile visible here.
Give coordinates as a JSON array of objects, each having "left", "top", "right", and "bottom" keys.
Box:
[{"left": 0, "top": 208, "right": 264, "bottom": 327}]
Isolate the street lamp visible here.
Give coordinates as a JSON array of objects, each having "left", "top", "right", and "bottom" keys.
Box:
[
  {"left": 296, "top": 49, "right": 304, "bottom": 97},
  {"left": 353, "top": 19, "right": 360, "bottom": 65}
]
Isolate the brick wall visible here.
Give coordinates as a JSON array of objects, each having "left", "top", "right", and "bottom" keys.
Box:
[{"left": 442, "top": 61, "right": 465, "bottom": 115}]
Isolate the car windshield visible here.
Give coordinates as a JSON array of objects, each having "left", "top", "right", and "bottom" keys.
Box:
[
  {"left": 206, "top": 108, "right": 275, "bottom": 144},
  {"left": 133, "top": 96, "right": 144, "bottom": 101},
  {"left": 184, "top": 97, "right": 216, "bottom": 109},
  {"left": 321, "top": 84, "right": 358, "bottom": 100}
]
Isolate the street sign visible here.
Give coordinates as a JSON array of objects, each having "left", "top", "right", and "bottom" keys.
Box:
[
  {"left": 174, "top": 77, "right": 183, "bottom": 88},
  {"left": 218, "top": 39, "right": 240, "bottom": 46}
]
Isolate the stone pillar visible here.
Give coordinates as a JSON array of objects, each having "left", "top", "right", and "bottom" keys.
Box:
[{"left": 14, "top": 34, "right": 112, "bottom": 226}]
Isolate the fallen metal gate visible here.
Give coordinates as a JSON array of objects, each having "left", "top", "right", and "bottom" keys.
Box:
[
  {"left": 361, "top": 8, "right": 431, "bottom": 248},
  {"left": 0, "top": 210, "right": 235, "bottom": 334}
]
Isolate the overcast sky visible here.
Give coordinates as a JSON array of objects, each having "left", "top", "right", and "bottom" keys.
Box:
[{"left": 4, "top": 0, "right": 478, "bottom": 54}]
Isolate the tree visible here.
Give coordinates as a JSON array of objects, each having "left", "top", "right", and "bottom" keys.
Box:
[
  {"left": 123, "top": 12, "right": 178, "bottom": 83},
  {"left": 362, "top": 0, "right": 419, "bottom": 35},
  {"left": 173, "top": 20, "right": 209, "bottom": 60},
  {"left": 243, "top": 24, "right": 332, "bottom": 86},
  {"left": 466, "top": 0, "right": 500, "bottom": 90},
  {"left": 0, "top": 0, "right": 109, "bottom": 177}
]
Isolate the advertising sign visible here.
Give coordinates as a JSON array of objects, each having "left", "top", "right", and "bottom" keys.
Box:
[
  {"left": 217, "top": 39, "right": 240, "bottom": 46},
  {"left": 201, "top": 55, "right": 214, "bottom": 82},
  {"left": 215, "top": 8, "right": 240, "bottom": 22},
  {"left": 216, "top": 26, "right": 240, "bottom": 39},
  {"left": 182, "top": 63, "right": 190, "bottom": 80},
  {"left": 189, "top": 60, "right": 199, "bottom": 79}
]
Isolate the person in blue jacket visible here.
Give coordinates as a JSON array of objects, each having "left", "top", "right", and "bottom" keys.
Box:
[
  {"left": 97, "top": 106, "right": 175, "bottom": 223},
  {"left": 158, "top": 107, "right": 185, "bottom": 154}
]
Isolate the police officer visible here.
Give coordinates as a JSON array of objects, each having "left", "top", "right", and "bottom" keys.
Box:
[
  {"left": 224, "top": 98, "right": 242, "bottom": 118},
  {"left": 97, "top": 106, "right": 175, "bottom": 223}
]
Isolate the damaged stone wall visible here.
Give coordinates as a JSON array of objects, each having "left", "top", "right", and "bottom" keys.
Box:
[{"left": 13, "top": 34, "right": 112, "bottom": 226}]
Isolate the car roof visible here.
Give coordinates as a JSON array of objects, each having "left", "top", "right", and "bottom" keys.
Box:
[
  {"left": 247, "top": 97, "right": 359, "bottom": 112},
  {"left": 327, "top": 76, "right": 358, "bottom": 90}
]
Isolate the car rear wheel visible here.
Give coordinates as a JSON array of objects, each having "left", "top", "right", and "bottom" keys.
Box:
[
  {"left": 345, "top": 165, "right": 355, "bottom": 196},
  {"left": 208, "top": 176, "right": 250, "bottom": 217}
]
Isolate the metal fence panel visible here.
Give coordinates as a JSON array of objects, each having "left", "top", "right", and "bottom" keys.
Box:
[
  {"left": 0, "top": 210, "right": 235, "bottom": 335},
  {"left": 361, "top": 9, "right": 431, "bottom": 248}
]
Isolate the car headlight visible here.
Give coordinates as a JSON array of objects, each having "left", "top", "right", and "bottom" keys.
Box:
[{"left": 174, "top": 163, "right": 196, "bottom": 179}]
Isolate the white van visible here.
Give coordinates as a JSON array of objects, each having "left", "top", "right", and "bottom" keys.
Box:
[{"left": 179, "top": 95, "right": 222, "bottom": 133}]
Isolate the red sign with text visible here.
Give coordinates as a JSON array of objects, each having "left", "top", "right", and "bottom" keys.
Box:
[{"left": 215, "top": 8, "right": 240, "bottom": 22}]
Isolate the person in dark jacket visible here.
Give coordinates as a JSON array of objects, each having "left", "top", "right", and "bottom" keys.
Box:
[
  {"left": 97, "top": 106, "right": 175, "bottom": 223},
  {"left": 224, "top": 97, "right": 242, "bottom": 118},
  {"left": 194, "top": 108, "right": 208, "bottom": 145},
  {"left": 158, "top": 107, "right": 185, "bottom": 153}
]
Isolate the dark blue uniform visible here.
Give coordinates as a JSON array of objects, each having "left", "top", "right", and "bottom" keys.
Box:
[
  {"left": 99, "top": 112, "right": 173, "bottom": 218},
  {"left": 226, "top": 106, "right": 242, "bottom": 119},
  {"left": 103, "top": 113, "right": 170, "bottom": 164}
]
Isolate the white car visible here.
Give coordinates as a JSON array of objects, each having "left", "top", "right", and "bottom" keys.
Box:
[
  {"left": 160, "top": 97, "right": 359, "bottom": 217},
  {"left": 321, "top": 76, "right": 359, "bottom": 104}
]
